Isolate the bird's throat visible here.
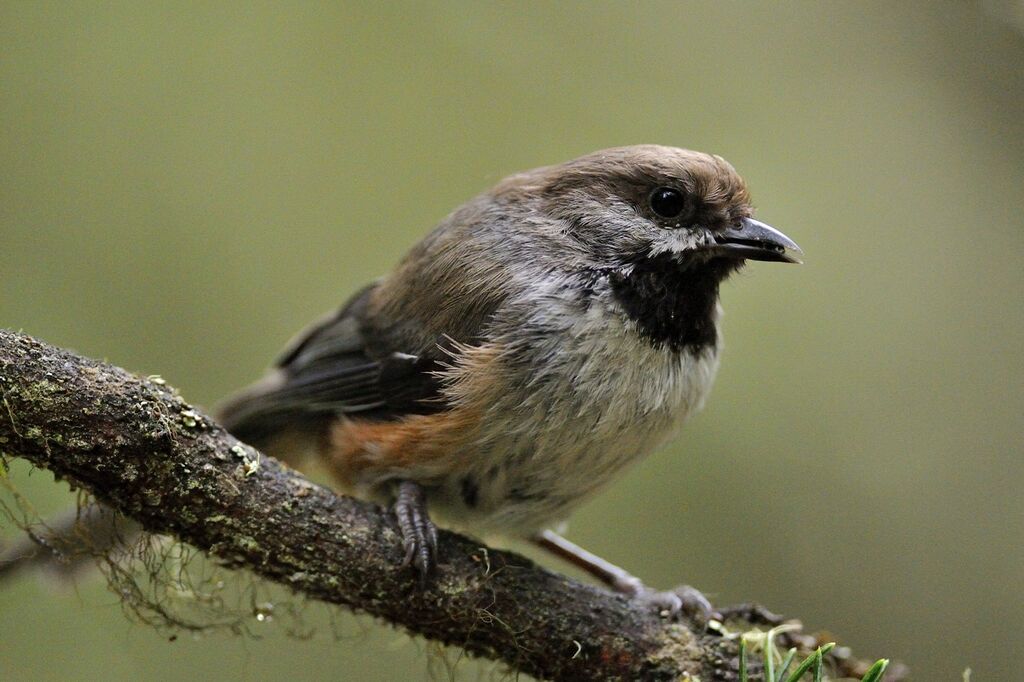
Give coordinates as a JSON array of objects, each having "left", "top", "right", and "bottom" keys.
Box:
[{"left": 608, "top": 254, "right": 740, "bottom": 352}]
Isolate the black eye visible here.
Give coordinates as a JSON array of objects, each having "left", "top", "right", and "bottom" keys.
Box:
[{"left": 649, "top": 187, "right": 686, "bottom": 219}]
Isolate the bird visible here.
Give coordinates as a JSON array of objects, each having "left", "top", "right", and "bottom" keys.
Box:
[{"left": 214, "top": 144, "right": 801, "bottom": 617}]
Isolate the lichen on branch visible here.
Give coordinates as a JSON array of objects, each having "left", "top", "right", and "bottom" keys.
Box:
[{"left": 0, "top": 329, "right": 897, "bottom": 681}]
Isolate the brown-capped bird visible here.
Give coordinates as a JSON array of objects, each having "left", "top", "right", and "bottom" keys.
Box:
[{"left": 214, "top": 145, "right": 801, "bottom": 616}]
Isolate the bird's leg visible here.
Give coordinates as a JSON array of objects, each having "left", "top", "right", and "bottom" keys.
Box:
[
  {"left": 531, "top": 529, "right": 714, "bottom": 622},
  {"left": 392, "top": 480, "right": 438, "bottom": 579}
]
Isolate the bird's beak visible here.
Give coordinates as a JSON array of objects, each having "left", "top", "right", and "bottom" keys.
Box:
[{"left": 710, "top": 218, "right": 802, "bottom": 264}]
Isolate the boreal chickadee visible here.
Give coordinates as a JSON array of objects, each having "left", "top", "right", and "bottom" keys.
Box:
[{"left": 217, "top": 145, "right": 801, "bottom": 618}]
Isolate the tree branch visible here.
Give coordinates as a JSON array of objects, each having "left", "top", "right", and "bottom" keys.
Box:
[{"left": 0, "top": 330, "right": 894, "bottom": 681}]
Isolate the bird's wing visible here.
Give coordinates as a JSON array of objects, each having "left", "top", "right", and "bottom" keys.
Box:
[
  {"left": 217, "top": 279, "right": 500, "bottom": 447},
  {"left": 266, "top": 348, "right": 444, "bottom": 416}
]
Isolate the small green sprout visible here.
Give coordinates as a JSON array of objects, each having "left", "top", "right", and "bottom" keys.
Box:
[
  {"left": 860, "top": 659, "right": 890, "bottom": 682},
  {"left": 735, "top": 626, "right": 890, "bottom": 682}
]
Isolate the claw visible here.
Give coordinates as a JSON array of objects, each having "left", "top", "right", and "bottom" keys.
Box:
[
  {"left": 673, "top": 584, "right": 716, "bottom": 625},
  {"left": 393, "top": 480, "right": 438, "bottom": 580},
  {"left": 630, "top": 584, "right": 715, "bottom": 626}
]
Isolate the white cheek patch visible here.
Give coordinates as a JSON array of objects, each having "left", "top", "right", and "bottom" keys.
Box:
[{"left": 647, "top": 229, "right": 714, "bottom": 257}]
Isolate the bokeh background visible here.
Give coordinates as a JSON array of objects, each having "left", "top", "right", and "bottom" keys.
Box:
[{"left": 2, "top": 2, "right": 1022, "bottom": 680}]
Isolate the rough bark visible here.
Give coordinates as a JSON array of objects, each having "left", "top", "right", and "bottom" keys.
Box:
[{"left": 0, "top": 330, "right": 895, "bottom": 681}]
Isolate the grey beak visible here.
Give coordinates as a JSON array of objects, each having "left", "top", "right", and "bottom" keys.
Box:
[{"left": 711, "top": 217, "right": 802, "bottom": 263}]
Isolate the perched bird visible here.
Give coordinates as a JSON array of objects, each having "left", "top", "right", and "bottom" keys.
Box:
[
  {"left": 0, "top": 145, "right": 798, "bottom": 614},
  {"left": 216, "top": 145, "right": 801, "bottom": 616}
]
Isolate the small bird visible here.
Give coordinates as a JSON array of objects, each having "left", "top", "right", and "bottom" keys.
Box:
[{"left": 216, "top": 145, "right": 802, "bottom": 616}]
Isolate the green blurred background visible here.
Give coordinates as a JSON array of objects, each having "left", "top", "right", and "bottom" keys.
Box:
[{"left": 2, "top": 1, "right": 1022, "bottom": 680}]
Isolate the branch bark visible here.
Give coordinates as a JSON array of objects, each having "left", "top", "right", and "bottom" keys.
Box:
[{"left": 0, "top": 330, "right": 890, "bottom": 681}]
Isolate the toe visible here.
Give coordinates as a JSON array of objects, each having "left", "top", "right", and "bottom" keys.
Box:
[
  {"left": 630, "top": 584, "right": 715, "bottom": 626},
  {"left": 632, "top": 589, "right": 684, "bottom": 616},
  {"left": 393, "top": 489, "right": 438, "bottom": 579},
  {"left": 673, "top": 584, "right": 715, "bottom": 625},
  {"left": 401, "top": 534, "right": 417, "bottom": 567}
]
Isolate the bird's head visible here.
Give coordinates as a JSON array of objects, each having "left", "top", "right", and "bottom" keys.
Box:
[
  {"left": 491, "top": 145, "right": 801, "bottom": 350},
  {"left": 502, "top": 145, "right": 801, "bottom": 272}
]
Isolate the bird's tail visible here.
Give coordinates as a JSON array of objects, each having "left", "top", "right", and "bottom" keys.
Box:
[{"left": 214, "top": 369, "right": 326, "bottom": 463}]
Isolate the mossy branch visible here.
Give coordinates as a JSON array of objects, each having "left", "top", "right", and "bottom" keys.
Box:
[{"left": 0, "top": 329, "right": 897, "bottom": 681}]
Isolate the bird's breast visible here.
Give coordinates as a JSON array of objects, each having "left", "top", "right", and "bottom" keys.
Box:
[{"left": 431, "top": 286, "right": 722, "bottom": 534}]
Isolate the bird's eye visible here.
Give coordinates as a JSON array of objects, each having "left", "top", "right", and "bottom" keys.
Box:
[{"left": 649, "top": 187, "right": 686, "bottom": 219}]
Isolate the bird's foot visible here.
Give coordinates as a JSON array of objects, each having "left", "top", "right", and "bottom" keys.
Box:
[
  {"left": 393, "top": 480, "right": 438, "bottom": 580},
  {"left": 614, "top": 575, "right": 716, "bottom": 625}
]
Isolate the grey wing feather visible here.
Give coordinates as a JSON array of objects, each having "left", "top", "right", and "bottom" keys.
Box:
[
  {"left": 275, "top": 282, "right": 377, "bottom": 368},
  {"left": 217, "top": 230, "right": 515, "bottom": 450},
  {"left": 216, "top": 284, "right": 446, "bottom": 449}
]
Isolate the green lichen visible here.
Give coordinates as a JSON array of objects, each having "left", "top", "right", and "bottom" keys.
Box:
[{"left": 235, "top": 535, "right": 260, "bottom": 553}]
